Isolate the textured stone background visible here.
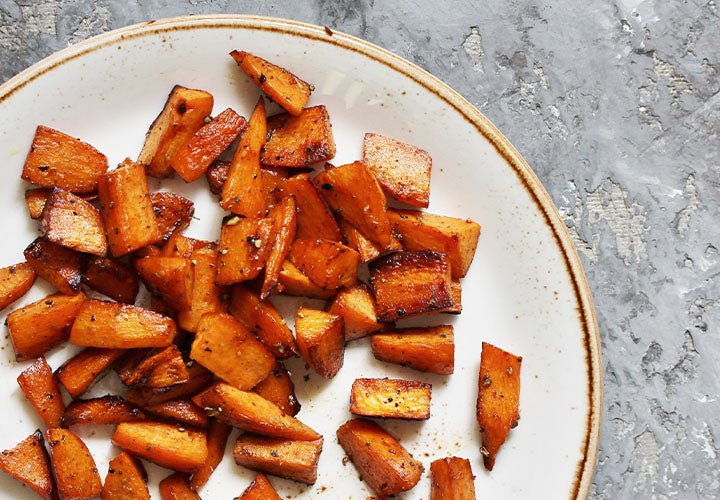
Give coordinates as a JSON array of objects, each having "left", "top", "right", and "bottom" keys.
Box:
[{"left": 1, "top": 1, "right": 719, "bottom": 498}]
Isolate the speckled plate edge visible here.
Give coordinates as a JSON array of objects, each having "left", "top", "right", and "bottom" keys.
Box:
[{"left": 0, "top": 14, "right": 602, "bottom": 499}]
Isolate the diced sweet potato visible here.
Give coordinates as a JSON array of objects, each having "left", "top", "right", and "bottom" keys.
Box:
[
  {"left": 115, "top": 345, "right": 189, "bottom": 388},
  {"left": 161, "top": 233, "right": 215, "bottom": 259},
  {"left": 233, "top": 434, "right": 323, "bottom": 485},
  {"left": 98, "top": 159, "right": 163, "bottom": 256},
  {"left": 138, "top": 85, "right": 214, "bottom": 178},
  {"left": 253, "top": 364, "right": 301, "bottom": 416},
  {"left": 236, "top": 472, "right": 282, "bottom": 500},
  {"left": 338, "top": 217, "right": 402, "bottom": 263},
  {"left": 159, "top": 472, "right": 201, "bottom": 499},
  {"left": 173, "top": 107, "right": 247, "bottom": 182},
  {"left": 231, "top": 50, "right": 312, "bottom": 117},
  {"left": 39, "top": 189, "right": 107, "bottom": 256},
  {"left": 177, "top": 247, "right": 225, "bottom": 332},
  {"left": 135, "top": 257, "right": 194, "bottom": 312},
  {"left": 46, "top": 428, "right": 102, "bottom": 499},
  {"left": 277, "top": 260, "right": 335, "bottom": 299},
  {"left": 190, "top": 312, "right": 275, "bottom": 390},
  {"left": 83, "top": 256, "right": 139, "bottom": 303},
  {"left": 430, "top": 457, "right": 476, "bottom": 500},
  {"left": 388, "top": 210, "right": 481, "bottom": 279},
  {"left": 206, "top": 160, "right": 287, "bottom": 207},
  {"left": 288, "top": 238, "right": 359, "bottom": 290},
  {"left": 62, "top": 396, "right": 145, "bottom": 426},
  {"left": 17, "top": 357, "right": 65, "bottom": 429},
  {"left": 192, "top": 382, "right": 321, "bottom": 441},
  {"left": 7, "top": 292, "right": 85, "bottom": 361},
  {"left": 143, "top": 400, "right": 208, "bottom": 428},
  {"left": 24, "top": 238, "right": 85, "bottom": 295},
  {"left": 369, "top": 250, "right": 453, "bottom": 322},
  {"left": 189, "top": 419, "right": 232, "bottom": 489},
  {"left": 362, "top": 133, "right": 432, "bottom": 208},
  {"left": 55, "top": 347, "right": 125, "bottom": 398},
  {"left": 0, "top": 431, "right": 56, "bottom": 500},
  {"left": 102, "top": 452, "right": 150, "bottom": 500},
  {"left": 262, "top": 195, "right": 297, "bottom": 299},
  {"left": 327, "top": 283, "right": 385, "bottom": 341},
  {"left": 150, "top": 192, "right": 195, "bottom": 242},
  {"left": 112, "top": 422, "right": 208, "bottom": 473},
  {"left": 70, "top": 299, "right": 177, "bottom": 349},
  {"left": 440, "top": 279, "right": 462, "bottom": 314},
  {"left": 350, "top": 378, "right": 431, "bottom": 420},
  {"left": 205, "top": 160, "right": 229, "bottom": 194},
  {"left": 0, "top": 262, "right": 36, "bottom": 311},
  {"left": 124, "top": 362, "right": 214, "bottom": 407},
  {"left": 273, "top": 173, "right": 342, "bottom": 240},
  {"left": 217, "top": 216, "right": 274, "bottom": 284},
  {"left": 477, "top": 342, "right": 522, "bottom": 471},
  {"left": 26, "top": 188, "right": 53, "bottom": 219},
  {"left": 371, "top": 325, "right": 454, "bottom": 375},
  {"left": 294, "top": 307, "right": 344, "bottom": 379},
  {"left": 261, "top": 106, "right": 335, "bottom": 167},
  {"left": 336, "top": 418, "right": 424, "bottom": 498},
  {"left": 22, "top": 125, "right": 108, "bottom": 193}
]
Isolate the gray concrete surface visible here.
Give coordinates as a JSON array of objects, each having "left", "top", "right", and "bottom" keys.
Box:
[{"left": 1, "top": 1, "right": 718, "bottom": 498}]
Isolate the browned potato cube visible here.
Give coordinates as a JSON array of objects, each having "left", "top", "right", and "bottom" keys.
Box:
[
  {"left": 55, "top": 347, "right": 125, "bottom": 398},
  {"left": 159, "top": 472, "right": 201, "bottom": 499},
  {"left": 115, "top": 345, "right": 189, "bottom": 388},
  {"left": 233, "top": 434, "right": 323, "bottom": 485},
  {"left": 288, "top": 238, "right": 359, "bottom": 290},
  {"left": 83, "top": 256, "right": 139, "bottom": 303},
  {"left": 134, "top": 256, "right": 193, "bottom": 312},
  {"left": 236, "top": 472, "right": 282, "bottom": 500},
  {"left": 262, "top": 195, "right": 297, "bottom": 299},
  {"left": 102, "top": 452, "right": 150, "bottom": 500},
  {"left": 0, "top": 431, "right": 56, "bottom": 500},
  {"left": 371, "top": 325, "right": 454, "bottom": 375},
  {"left": 189, "top": 419, "right": 233, "bottom": 489},
  {"left": 124, "top": 362, "right": 214, "bottom": 407},
  {"left": 177, "top": 247, "right": 225, "bottom": 333},
  {"left": 327, "top": 283, "right": 385, "bottom": 341},
  {"left": 17, "top": 356, "right": 65, "bottom": 429},
  {"left": 253, "top": 364, "right": 301, "bottom": 416},
  {"left": 295, "top": 307, "right": 345, "bottom": 379},
  {"left": 46, "top": 428, "right": 102, "bottom": 499},
  {"left": 0, "top": 262, "right": 36, "bottom": 311},
  {"left": 350, "top": 378, "right": 431, "bottom": 420},
  {"left": 150, "top": 192, "right": 195, "bottom": 242},
  {"left": 24, "top": 238, "right": 85, "bottom": 295},
  {"left": 143, "top": 399, "right": 208, "bottom": 428},
  {"left": 39, "top": 188, "right": 107, "bottom": 255},
  {"left": 430, "top": 456, "right": 476, "bottom": 500},
  {"left": 62, "top": 395, "right": 145, "bottom": 426},
  {"left": 260, "top": 106, "right": 335, "bottom": 167},
  {"left": 217, "top": 216, "right": 274, "bottom": 285},
  {"left": 338, "top": 217, "right": 402, "bottom": 263},
  {"left": 278, "top": 260, "right": 335, "bottom": 299},
  {"left": 274, "top": 172, "right": 342, "bottom": 241}
]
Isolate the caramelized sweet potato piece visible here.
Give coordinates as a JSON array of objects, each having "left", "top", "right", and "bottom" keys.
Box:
[
  {"left": 369, "top": 250, "right": 453, "bottom": 322},
  {"left": 295, "top": 307, "right": 344, "bottom": 379},
  {"left": 477, "top": 342, "right": 522, "bottom": 471},
  {"left": 115, "top": 345, "right": 189, "bottom": 388},
  {"left": 24, "top": 238, "right": 85, "bottom": 295},
  {"left": 70, "top": 299, "right": 177, "bottom": 349},
  {"left": 338, "top": 217, "right": 402, "bottom": 263},
  {"left": 0, "top": 262, "right": 36, "bottom": 311},
  {"left": 192, "top": 382, "right": 321, "bottom": 441},
  {"left": 112, "top": 422, "right": 208, "bottom": 473},
  {"left": 231, "top": 50, "right": 312, "bottom": 116},
  {"left": 217, "top": 216, "right": 274, "bottom": 284},
  {"left": 39, "top": 189, "right": 107, "bottom": 256},
  {"left": 124, "top": 362, "right": 214, "bottom": 407},
  {"left": 135, "top": 257, "right": 193, "bottom": 311},
  {"left": 0, "top": 431, "right": 56, "bottom": 500},
  {"left": 144, "top": 400, "right": 208, "bottom": 428},
  {"left": 189, "top": 419, "right": 232, "bottom": 489},
  {"left": 288, "top": 238, "right": 359, "bottom": 290},
  {"left": 46, "top": 428, "right": 102, "bottom": 499},
  {"left": 277, "top": 260, "right": 335, "bottom": 299},
  {"left": 261, "top": 106, "right": 335, "bottom": 167},
  {"left": 371, "top": 325, "right": 454, "bottom": 375},
  {"left": 177, "top": 247, "right": 225, "bottom": 332},
  {"left": 161, "top": 233, "right": 215, "bottom": 259},
  {"left": 327, "top": 283, "right": 385, "bottom": 341},
  {"left": 62, "top": 396, "right": 145, "bottom": 426},
  {"left": 205, "top": 160, "right": 229, "bottom": 194},
  {"left": 55, "top": 347, "right": 125, "bottom": 398},
  {"left": 253, "top": 364, "right": 301, "bottom": 416},
  {"left": 350, "top": 378, "right": 431, "bottom": 420},
  {"left": 22, "top": 125, "right": 108, "bottom": 193},
  {"left": 83, "top": 256, "right": 139, "bottom": 303},
  {"left": 17, "top": 357, "right": 65, "bottom": 429},
  {"left": 159, "top": 472, "right": 201, "bottom": 499},
  {"left": 206, "top": 160, "right": 287, "bottom": 207},
  {"left": 102, "top": 452, "right": 150, "bottom": 500},
  {"left": 273, "top": 173, "right": 342, "bottom": 240},
  {"left": 430, "top": 457, "right": 476, "bottom": 500},
  {"left": 440, "top": 279, "right": 462, "bottom": 314},
  {"left": 138, "top": 85, "right": 214, "bottom": 178},
  {"left": 236, "top": 472, "right": 282, "bottom": 500},
  {"left": 261, "top": 195, "right": 297, "bottom": 299},
  {"left": 337, "top": 418, "right": 424, "bottom": 498},
  {"left": 26, "top": 187, "right": 53, "bottom": 219},
  {"left": 233, "top": 434, "right": 323, "bottom": 485},
  {"left": 150, "top": 192, "right": 195, "bottom": 242},
  {"left": 7, "top": 292, "right": 85, "bottom": 361}
]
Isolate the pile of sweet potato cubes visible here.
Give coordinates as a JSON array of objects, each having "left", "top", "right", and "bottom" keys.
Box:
[{"left": 0, "top": 50, "right": 522, "bottom": 499}]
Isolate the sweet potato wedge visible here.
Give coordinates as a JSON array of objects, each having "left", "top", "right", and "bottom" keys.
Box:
[
  {"left": 0, "top": 431, "right": 56, "bottom": 500},
  {"left": 115, "top": 345, "right": 189, "bottom": 388},
  {"left": 0, "top": 262, "right": 36, "bottom": 311},
  {"left": 7, "top": 292, "right": 85, "bottom": 361},
  {"left": 176, "top": 247, "right": 225, "bottom": 332},
  {"left": 233, "top": 434, "right": 323, "bottom": 485},
  {"left": 46, "top": 428, "right": 102, "bottom": 499},
  {"left": 124, "top": 362, "right": 214, "bottom": 407},
  {"left": 150, "top": 192, "right": 195, "bottom": 242},
  {"left": 217, "top": 215, "right": 274, "bottom": 284},
  {"left": 138, "top": 85, "right": 214, "bottom": 178},
  {"left": 112, "top": 422, "right": 208, "bottom": 473},
  {"left": 189, "top": 418, "right": 232, "bottom": 489},
  {"left": 295, "top": 307, "right": 345, "bottom": 378},
  {"left": 143, "top": 400, "right": 208, "bottom": 428},
  {"left": 231, "top": 50, "right": 312, "bottom": 117},
  {"left": 17, "top": 357, "right": 65, "bottom": 429},
  {"left": 102, "top": 452, "right": 150, "bottom": 500},
  {"left": 327, "top": 283, "right": 385, "bottom": 341},
  {"left": 55, "top": 347, "right": 125, "bottom": 398},
  {"left": 277, "top": 260, "right": 335, "bottom": 299},
  {"left": 83, "top": 256, "right": 139, "bottom": 303},
  {"left": 338, "top": 217, "right": 402, "bottom": 263},
  {"left": 288, "top": 238, "right": 359, "bottom": 290},
  {"left": 24, "top": 238, "right": 85, "bottom": 295},
  {"left": 253, "top": 364, "right": 301, "bottom": 416},
  {"left": 161, "top": 233, "right": 215, "bottom": 259},
  {"left": 192, "top": 382, "right": 321, "bottom": 441},
  {"left": 39, "top": 189, "right": 107, "bottom": 256},
  {"left": 261, "top": 195, "right": 297, "bottom": 299},
  {"left": 337, "top": 418, "right": 424, "bottom": 498},
  {"left": 273, "top": 172, "right": 342, "bottom": 240},
  {"left": 371, "top": 325, "right": 454, "bottom": 375},
  {"left": 159, "top": 472, "right": 201, "bottom": 499},
  {"left": 22, "top": 125, "right": 108, "bottom": 193},
  {"left": 261, "top": 106, "right": 335, "bottom": 167},
  {"left": 62, "top": 396, "right": 145, "bottom": 426},
  {"left": 477, "top": 342, "right": 522, "bottom": 471},
  {"left": 135, "top": 257, "right": 194, "bottom": 311},
  {"left": 236, "top": 472, "right": 282, "bottom": 500},
  {"left": 350, "top": 378, "right": 431, "bottom": 420},
  {"left": 206, "top": 160, "right": 288, "bottom": 206},
  {"left": 430, "top": 456, "right": 476, "bottom": 500}
]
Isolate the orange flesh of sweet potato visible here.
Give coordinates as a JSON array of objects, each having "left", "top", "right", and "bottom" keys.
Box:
[
  {"left": 46, "top": 428, "right": 102, "bottom": 499},
  {"left": 288, "top": 238, "right": 359, "bottom": 290},
  {"left": 161, "top": 234, "right": 215, "bottom": 259},
  {"left": 231, "top": 50, "right": 312, "bottom": 117},
  {"left": 17, "top": 357, "right": 65, "bottom": 429},
  {"left": 189, "top": 418, "right": 232, "bottom": 489},
  {"left": 135, "top": 257, "right": 194, "bottom": 311},
  {"left": 115, "top": 345, "right": 189, "bottom": 388},
  {"left": 327, "top": 283, "right": 385, "bottom": 341},
  {"left": 350, "top": 378, "right": 431, "bottom": 420},
  {"left": 0, "top": 262, "right": 36, "bottom": 311},
  {"left": 236, "top": 472, "right": 283, "bottom": 500},
  {"left": 362, "top": 133, "right": 432, "bottom": 208},
  {"left": 207, "top": 160, "right": 288, "bottom": 207},
  {"left": 150, "top": 192, "right": 195, "bottom": 242},
  {"left": 438, "top": 279, "right": 462, "bottom": 314},
  {"left": 70, "top": 299, "right": 177, "bottom": 349},
  {"left": 192, "top": 382, "right": 321, "bottom": 441},
  {"left": 24, "top": 238, "right": 85, "bottom": 295},
  {"left": 371, "top": 325, "right": 454, "bottom": 375},
  {"left": 102, "top": 451, "right": 150, "bottom": 500},
  {"left": 336, "top": 418, "right": 424, "bottom": 498},
  {"left": 0, "top": 430, "right": 56, "bottom": 500},
  {"left": 313, "top": 161, "right": 392, "bottom": 249},
  {"left": 273, "top": 173, "right": 342, "bottom": 241},
  {"left": 369, "top": 250, "right": 453, "bottom": 322},
  {"left": 277, "top": 260, "right": 335, "bottom": 299},
  {"left": 253, "top": 363, "right": 301, "bottom": 416},
  {"left": 62, "top": 396, "right": 145, "bottom": 426},
  {"left": 221, "top": 98, "right": 266, "bottom": 217},
  {"left": 232, "top": 434, "right": 323, "bottom": 485},
  {"left": 217, "top": 216, "right": 274, "bottom": 285},
  {"left": 430, "top": 457, "right": 476, "bottom": 500},
  {"left": 22, "top": 125, "right": 108, "bottom": 193},
  {"left": 159, "top": 472, "right": 201, "bottom": 499},
  {"left": 177, "top": 247, "right": 225, "bottom": 332},
  {"left": 190, "top": 312, "right": 275, "bottom": 390},
  {"left": 477, "top": 342, "right": 522, "bottom": 471},
  {"left": 205, "top": 160, "right": 229, "bottom": 194},
  {"left": 294, "top": 307, "right": 345, "bottom": 379},
  {"left": 260, "top": 106, "right": 335, "bottom": 167},
  {"left": 39, "top": 189, "right": 107, "bottom": 256},
  {"left": 55, "top": 347, "right": 125, "bottom": 399},
  {"left": 143, "top": 399, "right": 208, "bottom": 428},
  {"left": 113, "top": 422, "right": 208, "bottom": 473},
  {"left": 7, "top": 292, "right": 85, "bottom": 361},
  {"left": 262, "top": 195, "right": 297, "bottom": 299},
  {"left": 338, "top": 217, "right": 403, "bottom": 263},
  {"left": 173, "top": 107, "right": 247, "bottom": 182},
  {"left": 124, "top": 362, "right": 214, "bottom": 407},
  {"left": 25, "top": 188, "right": 53, "bottom": 219},
  {"left": 83, "top": 256, "right": 139, "bottom": 303}
]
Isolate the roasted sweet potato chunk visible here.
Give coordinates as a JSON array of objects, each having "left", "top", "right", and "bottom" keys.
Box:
[
  {"left": 115, "top": 345, "right": 189, "bottom": 388},
  {"left": 0, "top": 431, "right": 56, "bottom": 500},
  {"left": 339, "top": 217, "right": 402, "bottom": 263},
  {"left": 327, "top": 283, "right": 385, "bottom": 341},
  {"left": 261, "top": 106, "right": 335, "bottom": 167},
  {"left": 17, "top": 357, "right": 65, "bottom": 429},
  {"left": 233, "top": 434, "right": 323, "bottom": 485},
  {"left": 39, "top": 189, "right": 107, "bottom": 256},
  {"left": 207, "top": 160, "right": 288, "bottom": 206},
  {"left": 288, "top": 238, "right": 359, "bottom": 290},
  {"left": 161, "top": 233, "right": 215, "bottom": 259},
  {"left": 371, "top": 325, "right": 454, "bottom": 375},
  {"left": 262, "top": 195, "right": 297, "bottom": 299},
  {"left": 62, "top": 396, "right": 145, "bottom": 426},
  {"left": 150, "top": 192, "right": 195, "bottom": 242},
  {"left": 277, "top": 260, "right": 335, "bottom": 299},
  {"left": 477, "top": 342, "right": 522, "bottom": 471},
  {"left": 337, "top": 418, "right": 424, "bottom": 498},
  {"left": 189, "top": 419, "right": 232, "bottom": 489},
  {"left": 295, "top": 307, "right": 344, "bottom": 379},
  {"left": 159, "top": 472, "right": 201, "bottom": 499},
  {"left": 192, "top": 382, "right": 321, "bottom": 441},
  {"left": 217, "top": 215, "right": 274, "bottom": 284},
  {"left": 253, "top": 364, "right": 301, "bottom": 416},
  {"left": 83, "top": 256, "right": 139, "bottom": 303},
  {"left": 22, "top": 125, "right": 108, "bottom": 193},
  {"left": 26, "top": 187, "right": 53, "bottom": 219},
  {"left": 231, "top": 50, "right": 312, "bottom": 117},
  {"left": 205, "top": 160, "right": 229, "bottom": 195},
  {"left": 273, "top": 173, "right": 342, "bottom": 241},
  {"left": 350, "top": 378, "right": 431, "bottom": 420},
  {"left": 46, "top": 428, "right": 102, "bottom": 499},
  {"left": 144, "top": 400, "right": 208, "bottom": 428},
  {"left": 55, "top": 347, "right": 125, "bottom": 398},
  {"left": 236, "top": 472, "right": 282, "bottom": 500},
  {"left": 102, "top": 452, "right": 150, "bottom": 500},
  {"left": 135, "top": 257, "right": 193, "bottom": 311},
  {"left": 124, "top": 362, "right": 214, "bottom": 407},
  {"left": 430, "top": 456, "right": 476, "bottom": 500},
  {"left": 24, "top": 238, "right": 85, "bottom": 295},
  {"left": 7, "top": 292, "right": 85, "bottom": 361},
  {"left": 177, "top": 247, "right": 225, "bottom": 332},
  {"left": 0, "top": 262, "right": 36, "bottom": 311}
]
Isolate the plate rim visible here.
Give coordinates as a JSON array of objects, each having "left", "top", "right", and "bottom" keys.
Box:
[{"left": 0, "top": 14, "right": 602, "bottom": 499}]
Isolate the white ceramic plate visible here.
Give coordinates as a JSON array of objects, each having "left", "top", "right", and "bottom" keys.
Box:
[{"left": 0, "top": 15, "right": 601, "bottom": 500}]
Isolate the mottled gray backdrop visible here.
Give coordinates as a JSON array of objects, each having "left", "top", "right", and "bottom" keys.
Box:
[{"left": 1, "top": 1, "right": 719, "bottom": 498}]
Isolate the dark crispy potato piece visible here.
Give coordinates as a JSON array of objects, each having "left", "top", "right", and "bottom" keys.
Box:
[
  {"left": 46, "top": 428, "right": 102, "bottom": 499},
  {"left": 189, "top": 418, "right": 232, "bottom": 489},
  {"left": 62, "top": 396, "right": 145, "bottom": 426},
  {"left": 371, "top": 325, "right": 454, "bottom": 375},
  {"left": 439, "top": 279, "right": 462, "bottom": 314},
  {"left": 0, "top": 262, "right": 36, "bottom": 311},
  {"left": 336, "top": 418, "right": 424, "bottom": 498},
  {"left": 7, "top": 292, "right": 85, "bottom": 361},
  {"left": 24, "top": 238, "right": 85, "bottom": 295},
  {"left": 22, "top": 125, "right": 108, "bottom": 193},
  {"left": 0, "top": 430, "right": 56, "bottom": 500},
  {"left": 369, "top": 250, "right": 453, "bottom": 322},
  {"left": 277, "top": 260, "right": 335, "bottom": 299},
  {"left": 430, "top": 456, "right": 476, "bottom": 500},
  {"left": 115, "top": 345, "right": 189, "bottom": 388},
  {"left": 205, "top": 160, "right": 229, "bottom": 195},
  {"left": 17, "top": 357, "right": 65, "bottom": 429},
  {"left": 295, "top": 307, "right": 345, "bottom": 379},
  {"left": 25, "top": 188, "right": 53, "bottom": 219},
  {"left": 177, "top": 247, "right": 225, "bottom": 333},
  {"left": 261, "top": 195, "right": 297, "bottom": 299},
  {"left": 338, "top": 217, "right": 402, "bottom": 263},
  {"left": 236, "top": 472, "right": 282, "bottom": 500},
  {"left": 253, "top": 363, "right": 301, "bottom": 416},
  {"left": 102, "top": 452, "right": 150, "bottom": 500},
  {"left": 350, "top": 378, "right": 431, "bottom": 420},
  {"left": 124, "top": 362, "right": 214, "bottom": 407},
  {"left": 83, "top": 256, "right": 139, "bottom": 303},
  {"left": 233, "top": 434, "right": 323, "bottom": 485},
  {"left": 217, "top": 216, "right": 274, "bottom": 285},
  {"left": 55, "top": 347, "right": 125, "bottom": 398},
  {"left": 159, "top": 472, "right": 201, "bottom": 499},
  {"left": 39, "top": 189, "right": 107, "bottom": 256},
  {"left": 288, "top": 238, "right": 359, "bottom": 290},
  {"left": 231, "top": 50, "right": 312, "bottom": 117},
  {"left": 150, "top": 192, "right": 195, "bottom": 242},
  {"left": 477, "top": 342, "right": 522, "bottom": 471},
  {"left": 135, "top": 257, "right": 194, "bottom": 311},
  {"left": 362, "top": 133, "right": 432, "bottom": 208},
  {"left": 143, "top": 400, "right": 208, "bottom": 428},
  {"left": 327, "top": 283, "right": 385, "bottom": 341},
  {"left": 261, "top": 106, "right": 335, "bottom": 167},
  {"left": 273, "top": 172, "right": 342, "bottom": 241}
]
